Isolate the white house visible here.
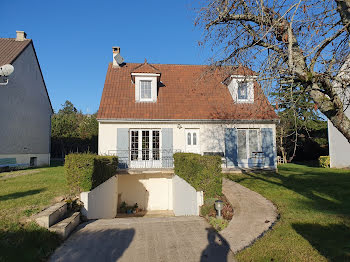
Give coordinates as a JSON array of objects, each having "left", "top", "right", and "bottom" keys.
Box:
[
  {"left": 328, "top": 59, "right": 350, "bottom": 168},
  {"left": 96, "top": 47, "right": 278, "bottom": 215},
  {"left": 0, "top": 31, "right": 52, "bottom": 168}
]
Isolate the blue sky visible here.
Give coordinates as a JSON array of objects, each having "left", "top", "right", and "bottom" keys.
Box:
[{"left": 2, "top": 0, "right": 210, "bottom": 114}]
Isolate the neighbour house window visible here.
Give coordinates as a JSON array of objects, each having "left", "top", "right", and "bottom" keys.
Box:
[
  {"left": 140, "top": 80, "right": 152, "bottom": 100},
  {"left": 238, "top": 82, "right": 248, "bottom": 100},
  {"left": 237, "top": 129, "right": 260, "bottom": 160}
]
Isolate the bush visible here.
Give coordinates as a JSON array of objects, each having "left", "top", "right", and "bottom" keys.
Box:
[
  {"left": 173, "top": 153, "right": 222, "bottom": 198},
  {"left": 64, "top": 153, "right": 118, "bottom": 195},
  {"left": 208, "top": 217, "right": 229, "bottom": 231},
  {"left": 319, "top": 156, "right": 330, "bottom": 168}
]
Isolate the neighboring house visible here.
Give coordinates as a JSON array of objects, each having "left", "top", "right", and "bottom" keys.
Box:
[
  {"left": 96, "top": 47, "right": 278, "bottom": 214},
  {"left": 0, "top": 31, "right": 53, "bottom": 168},
  {"left": 328, "top": 59, "right": 350, "bottom": 168}
]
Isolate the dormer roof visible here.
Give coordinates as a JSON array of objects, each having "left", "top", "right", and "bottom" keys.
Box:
[{"left": 131, "top": 59, "right": 161, "bottom": 75}]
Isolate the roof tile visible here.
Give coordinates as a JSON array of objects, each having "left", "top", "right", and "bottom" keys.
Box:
[{"left": 97, "top": 63, "right": 278, "bottom": 120}]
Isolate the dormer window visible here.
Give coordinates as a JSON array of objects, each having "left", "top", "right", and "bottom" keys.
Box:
[
  {"left": 131, "top": 59, "right": 161, "bottom": 103},
  {"left": 140, "top": 80, "right": 152, "bottom": 101},
  {"left": 227, "top": 76, "right": 255, "bottom": 103},
  {"left": 238, "top": 82, "right": 248, "bottom": 101}
]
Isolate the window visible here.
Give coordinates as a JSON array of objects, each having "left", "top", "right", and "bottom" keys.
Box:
[
  {"left": 237, "top": 129, "right": 260, "bottom": 160},
  {"left": 131, "top": 131, "right": 139, "bottom": 160},
  {"left": 142, "top": 130, "right": 150, "bottom": 160},
  {"left": 152, "top": 131, "right": 160, "bottom": 160},
  {"left": 187, "top": 133, "right": 191, "bottom": 145},
  {"left": 30, "top": 157, "right": 37, "bottom": 167},
  {"left": 130, "top": 129, "right": 161, "bottom": 162},
  {"left": 193, "top": 133, "right": 197, "bottom": 145},
  {"left": 140, "top": 80, "right": 152, "bottom": 100},
  {"left": 238, "top": 82, "right": 248, "bottom": 100}
]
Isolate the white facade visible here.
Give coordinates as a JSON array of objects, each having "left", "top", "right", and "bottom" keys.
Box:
[
  {"left": 328, "top": 109, "right": 350, "bottom": 168},
  {"left": 0, "top": 41, "right": 52, "bottom": 166},
  {"left": 81, "top": 176, "right": 119, "bottom": 219},
  {"left": 98, "top": 120, "right": 277, "bottom": 169}
]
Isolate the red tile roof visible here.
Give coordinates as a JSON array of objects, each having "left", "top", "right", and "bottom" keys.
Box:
[
  {"left": 131, "top": 59, "right": 161, "bottom": 74},
  {"left": 97, "top": 63, "right": 278, "bottom": 121},
  {"left": 0, "top": 38, "right": 32, "bottom": 65}
]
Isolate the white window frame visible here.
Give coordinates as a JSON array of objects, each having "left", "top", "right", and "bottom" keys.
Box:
[
  {"left": 227, "top": 75, "right": 255, "bottom": 103},
  {"left": 129, "top": 129, "right": 162, "bottom": 166},
  {"left": 133, "top": 74, "right": 159, "bottom": 102},
  {"left": 140, "top": 80, "right": 152, "bottom": 101},
  {"left": 237, "top": 129, "right": 261, "bottom": 160}
]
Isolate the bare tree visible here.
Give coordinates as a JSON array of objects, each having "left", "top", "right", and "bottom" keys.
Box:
[{"left": 196, "top": 0, "right": 350, "bottom": 142}]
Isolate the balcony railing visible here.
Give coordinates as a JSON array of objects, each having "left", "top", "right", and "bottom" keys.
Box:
[{"left": 107, "top": 149, "right": 181, "bottom": 169}]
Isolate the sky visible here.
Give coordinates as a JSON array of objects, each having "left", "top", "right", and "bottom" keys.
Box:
[{"left": 1, "top": 0, "right": 210, "bottom": 114}]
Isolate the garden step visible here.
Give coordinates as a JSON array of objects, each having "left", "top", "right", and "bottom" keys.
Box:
[
  {"left": 34, "top": 202, "right": 67, "bottom": 228},
  {"left": 49, "top": 212, "right": 80, "bottom": 239}
]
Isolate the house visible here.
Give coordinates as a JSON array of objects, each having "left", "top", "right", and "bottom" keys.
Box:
[
  {"left": 96, "top": 47, "right": 278, "bottom": 214},
  {"left": 0, "top": 31, "right": 53, "bottom": 168},
  {"left": 328, "top": 59, "right": 350, "bottom": 168}
]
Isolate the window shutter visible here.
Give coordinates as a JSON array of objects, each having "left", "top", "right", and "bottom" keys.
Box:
[
  {"left": 117, "top": 128, "right": 129, "bottom": 168},
  {"left": 225, "top": 128, "right": 238, "bottom": 167},
  {"left": 261, "top": 128, "right": 275, "bottom": 167},
  {"left": 162, "top": 128, "right": 173, "bottom": 168}
]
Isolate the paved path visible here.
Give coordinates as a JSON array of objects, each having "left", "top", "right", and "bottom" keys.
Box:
[
  {"left": 49, "top": 216, "right": 236, "bottom": 262},
  {"left": 221, "top": 178, "right": 279, "bottom": 253}
]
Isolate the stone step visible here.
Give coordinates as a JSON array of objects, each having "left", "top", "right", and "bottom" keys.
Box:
[
  {"left": 49, "top": 212, "right": 80, "bottom": 239},
  {"left": 34, "top": 202, "right": 67, "bottom": 228}
]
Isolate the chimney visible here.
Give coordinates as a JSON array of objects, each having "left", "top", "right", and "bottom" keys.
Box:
[
  {"left": 16, "top": 31, "right": 27, "bottom": 41},
  {"left": 113, "top": 46, "right": 121, "bottom": 67}
]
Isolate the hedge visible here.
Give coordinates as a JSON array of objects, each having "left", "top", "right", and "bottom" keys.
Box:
[
  {"left": 173, "top": 153, "right": 222, "bottom": 198},
  {"left": 319, "top": 156, "right": 330, "bottom": 168},
  {"left": 64, "top": 153, "right": 118, "bottom": 195}
]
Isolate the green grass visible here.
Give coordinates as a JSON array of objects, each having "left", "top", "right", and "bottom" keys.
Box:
[
  {"left": 225, "top": 163, "right": 350, "bottom": 262},
  {"left": 0, "top": 161, "right": 68, "bottom": 262}
]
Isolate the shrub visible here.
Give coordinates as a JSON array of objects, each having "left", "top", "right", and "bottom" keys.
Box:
[
  {"left": 64, "top": 153, "right": 118, "bottom": 195},
  {"left": 319, "top": 156, "right": 330, "bottom": 168},
  {"left": 173, "top": 153, "right": 222, "bottom": 198},
  {"left": 208, "top": 217, "right": 229, "bottom": 231}
]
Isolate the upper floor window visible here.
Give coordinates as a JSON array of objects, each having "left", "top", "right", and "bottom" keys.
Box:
[
  {"left": 140, "top": 80, "right": 152, "bottom": 101},
  {"left": 227, "top": 77, "right": 255, "bottom": 103},
  {"left": 238, "top": 82, "right": 248, "bottom": 100}
]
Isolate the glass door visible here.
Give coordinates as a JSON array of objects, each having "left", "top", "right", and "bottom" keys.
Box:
[{"left": 130, "top": 129, "right": 161, "bottom": 168}]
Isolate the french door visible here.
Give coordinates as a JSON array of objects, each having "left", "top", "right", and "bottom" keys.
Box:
[
  {"left": 185, "top": 129, "right": 200, "bottom": 153},
  {"left": 237, "top": 129, "right": 262, "bottom": 167},
  {"left": 130, "top": 129, "right": 161, "bottom": 168}
]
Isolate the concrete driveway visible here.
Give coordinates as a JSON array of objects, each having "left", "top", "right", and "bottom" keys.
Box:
[{"left": 49, "top": 216, "right": 235, "bottom": 262}]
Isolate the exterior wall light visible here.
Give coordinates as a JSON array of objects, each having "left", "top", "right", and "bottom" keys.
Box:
[{"left": 215, "top": 200, "right": 223, "bottom": 219}]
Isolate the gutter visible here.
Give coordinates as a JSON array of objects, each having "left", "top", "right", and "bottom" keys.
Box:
[{"left": 97, "top": 118, "right": 280, "bottom": 124}]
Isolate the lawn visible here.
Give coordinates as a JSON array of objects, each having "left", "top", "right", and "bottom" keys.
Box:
[
  {"left": 226, "top": 163, "right": 350, "bottom": 262},
  {"left": 0, "top": 161, "right": 68, "bottom": 262}
]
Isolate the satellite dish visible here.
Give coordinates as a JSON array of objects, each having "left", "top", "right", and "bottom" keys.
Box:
[
  {"left": 0, "top": 64, "right": 14, "bottom": 77},
  {"left": 114, "top": 53, "right": 124, "bottom": 65}
]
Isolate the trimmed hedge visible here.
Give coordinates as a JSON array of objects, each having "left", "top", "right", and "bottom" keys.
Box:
[
  {"left": 319, "top": 156, "right": 330, "bottom": 168},
  {"left": 64, "top": 153, "right": 118, "bottom": 195},
  {"left": 173, "top": 153, "right": 222, "bottom": 198}
]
